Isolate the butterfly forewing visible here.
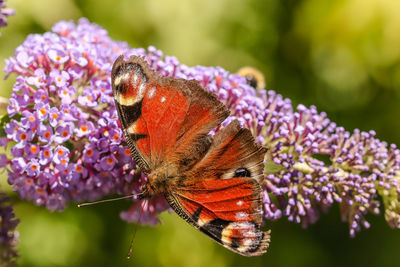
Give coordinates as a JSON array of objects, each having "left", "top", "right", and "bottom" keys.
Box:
[
  {"left": 112, "top": 56, "right": 229, "bottom": 170},
  {"left": 112, "top": 56, "right": 152, "bottom": 170}
]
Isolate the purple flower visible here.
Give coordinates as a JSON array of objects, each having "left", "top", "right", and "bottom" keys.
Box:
[
  {"left": 24, "top": 143, "right": 39, "bottom": 159},
  {"left": 53, "top": 123, "right": 73, "bottom": 143},
  {"left": 120, "top": 194, "right": 171, "bottom": 226},
  {"left": 6, "top": 98, "right": 19, "bottom": 117},
  {"left": 83, "top": 144, "right": 100, "bottom": 163},
  {"left": 0, "top": 192, "right": 19, "bottom": 265},
  {"left": 33, "top": 89, "right": 49, "bottom": 104},
  {"left": 15, "top": 51, "right": 33, "bottom": 69},
  {"left": 78, "top": 88, "right": 97, "bottom": 107},
  {"left": 50, "top": 69, "right": 70, "bottom": 87},
  {"left": 14, "top": 129, "right": 33, "bottom": 149},
  {"left": 26, "top": 159, "right": 40, "bottom": 176},
  {"left": 47, "top": 49, "right": 69, "bottom": 64},
  {"left": 48, "top": 107, "right": 61, "bottom": 127},
  {"left": 35, "top": 102, "right": 50, "bottom": 121},
  {"left": 0, "top": 0, "right": 14, "bottom": 34},
  {"left": 1, "top": 18, "right": 399, "bottom": 238},
  {"left": 57, "top": 86, "right": 75, "bottom": 104},
  {"left": 27, "top": 69, "right": 48, "bottom": 89},
  {"left": 0, "top": 154, "right": 8, "bottom": 167},
  {"left": 38, "top": 146, "right": 53, "bottom": 165},
  {"left": 74, "top": 121, "right": 94, "bottom": 137},
  {"left": 4, "top": 120, "right": 19, "bottom": 140},
  {"left": 99, "top": 155, "right": 116, "bottom": 171},
  {"left": 53, "top": 145, "right": 69, "bottom": 165},
  {"left": 38, "top": 124, "right": 54, "bottom": 143},
  {"left": 21, "top": 110, "right": 39, "bottom": 129}
]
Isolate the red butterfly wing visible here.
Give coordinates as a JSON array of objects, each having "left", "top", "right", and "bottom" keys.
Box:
[
  {"left": 166, "top": 120, "right": 270, "bottom": 256},
  {"left": 111, "top": 56, "right": 228, "bottom": 170}
]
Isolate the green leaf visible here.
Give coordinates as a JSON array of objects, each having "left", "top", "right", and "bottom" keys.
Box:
[
  {"left": 0, "top": 114, "right": 12, "bottom": 138},
  {"left": 264, "top": 160, "right": 286, "bottom": 174}
]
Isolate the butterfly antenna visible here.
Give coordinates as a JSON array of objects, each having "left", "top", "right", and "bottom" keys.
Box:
[
  {"left": 126, "top": 202, "right": 144, "bottom": 259},
  {"left": 77, "top": 193, "right": 143, "bottom": 207}
]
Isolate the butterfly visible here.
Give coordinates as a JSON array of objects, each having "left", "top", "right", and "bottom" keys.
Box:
[{"left": 111, "top": 55, "right": 271, "bottom": 256}]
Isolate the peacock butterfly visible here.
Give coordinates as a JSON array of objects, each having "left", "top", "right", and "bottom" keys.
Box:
[{"left": 111, "top": 55, "right": 271, "bottom": 256}]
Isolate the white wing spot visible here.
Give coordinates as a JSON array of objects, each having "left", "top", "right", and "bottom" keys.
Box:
[
  {"left": 127, "top": 122, "right": 137, "bottom": 134},
  {"left": 239, "top": 238, "right": 254, "bottom": 251},
  {"left": 122, "top": 72, "right": 129, "bottom": 81},
  {"left": 132, "top": 74, "right": 138, "bottom": 83},
  {"left": 160, "top": 96, "right": 166, "bottom": 103},
  {"left": 148, "top": 87, "right": 156, "bottom": 99},
  {"left": 236, "top": 200, "right": 244, "bottom": 206},
  {"left": 198, "top": 218, "right": 211, "bottom": 227},
  {"left": 138, "top": 83, "right": 146, "bottom": 99},
  {"left": 115, "top": 72, "right": 130, "bottom": 86},
  {"left": 235, "top": 212, "right": 249, "bottom": 220},
  {"left": 114, "top": 76, "right": 122, "bottom": 86}
]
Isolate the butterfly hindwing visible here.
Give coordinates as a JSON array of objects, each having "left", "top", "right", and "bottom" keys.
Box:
[
  {"left": 112, "top": 56, "right": 229, "bottom": 170},
  {"left": 166, "top": 182, "right": 270, "bottom": 256},
  {"left": 166, "top": 120, "right": 270, "bottom": 256}
]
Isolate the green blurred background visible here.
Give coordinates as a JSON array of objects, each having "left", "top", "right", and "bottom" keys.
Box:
[{"left": 1, "top": 0, "right": 400, "bottom": 266}]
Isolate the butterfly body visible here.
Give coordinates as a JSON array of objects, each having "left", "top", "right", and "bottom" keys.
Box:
[{"left": 112, "top": 55, "right": 271, "bottom": 256}]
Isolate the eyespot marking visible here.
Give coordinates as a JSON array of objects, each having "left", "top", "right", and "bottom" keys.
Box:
[
  {"left": 221, "top": 166, "right": 254, "bottom": 180},
  {"left": 234, "top": 168, "right": 251, "bottom": 177}
]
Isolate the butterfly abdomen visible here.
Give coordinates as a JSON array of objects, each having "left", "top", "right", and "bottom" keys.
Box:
[{"left": 146, "top": 165, "right": 182, "bottom": 195}]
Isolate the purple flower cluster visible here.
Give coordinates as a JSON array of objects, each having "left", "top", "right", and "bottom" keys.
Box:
[
  {"left": 0, "top": 0, "right": 14, "bottom": 33},
  {"left": 147, "top": 51, "right": 400, "bottom": 235},
  {"left": 2, "top": 18, "right": 144, "bottom": 212},
  {"left": 0, "top": 192, "right": 19, "bottom": 266},
  {"left": 257, "top": 104, "right": 398, "bottom": 236},
  {"left": 2, "top": 19, "right": 400, "bottom": 235}
]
